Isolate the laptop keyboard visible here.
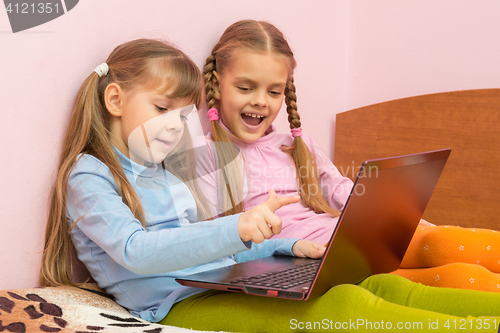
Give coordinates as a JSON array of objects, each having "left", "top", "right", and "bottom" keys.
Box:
[{"left": 229, "top": 261, "right": 320, "bottom": 289}]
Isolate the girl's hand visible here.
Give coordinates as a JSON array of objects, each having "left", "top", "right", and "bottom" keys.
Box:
[
  {"left": 292, "top": 240, "right": 326, "bottom": 259},
  {"left": 237, "top": 189, "right": 300, "bottom": 244}
]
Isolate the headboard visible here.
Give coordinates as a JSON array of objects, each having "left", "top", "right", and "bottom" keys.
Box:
[{"left": 334, "top": 89, "right": 500, "bottom": 229}]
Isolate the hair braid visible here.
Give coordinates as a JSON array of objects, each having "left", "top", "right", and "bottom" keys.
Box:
[
  {"left": 285, "top": 77, "right": 300, "bottom": 129},
  {"left": 204, "top": 54, "right": 218, "bottom": 110},
  {"left": 203, "top": 53, "right": 244, "bottom": 216},
  {"left": 282, "top": 77, "right": 341, "bottom": 218}
]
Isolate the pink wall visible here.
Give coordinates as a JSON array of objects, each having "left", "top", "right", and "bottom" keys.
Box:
[
  {"left": 345, "top": 0, "right": 500, "bottom": 111},
  {"left": 1, "top": 0, "right": 499, "bottom": 290}
]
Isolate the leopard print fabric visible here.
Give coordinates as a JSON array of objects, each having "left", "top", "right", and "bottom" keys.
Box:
[{"left": 0, "top": 284, "right": 166, "bottom": 333}]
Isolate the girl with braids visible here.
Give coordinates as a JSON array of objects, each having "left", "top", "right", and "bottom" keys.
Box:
[
  {"left": 162, "top": 19, "right": 500, "bottom": 332},
  {"left": 40, "top": 38, "right": 324, "bottom": 323},
  {"left": 199, "top": 19, "right": 500, "bottom": 296},
  {"left": 201, "top": 20, "right": 351, "bottom": 245}
]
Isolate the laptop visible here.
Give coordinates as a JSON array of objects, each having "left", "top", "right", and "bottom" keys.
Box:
[{"left": 176, "top": 148, "right": 451, "bottom": 300}]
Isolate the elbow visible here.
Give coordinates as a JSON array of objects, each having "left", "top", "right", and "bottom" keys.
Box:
[{"left": 121, "top": 258, "right": 154, "bottom": 275}]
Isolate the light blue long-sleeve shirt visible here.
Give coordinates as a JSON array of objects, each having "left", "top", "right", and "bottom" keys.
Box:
[{"left": 67, "top": 148, "right": 298, "bottom": 322}]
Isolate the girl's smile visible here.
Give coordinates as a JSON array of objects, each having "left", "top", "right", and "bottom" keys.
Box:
[
  {"left": 214, "top": 50, "right": 289, "bottom": 143},
  {"left": 241, "top": 113, "right": 266, "bottom": 128},
  {"left": 155, "top": 137, "right": 176, "bottom": 150}
]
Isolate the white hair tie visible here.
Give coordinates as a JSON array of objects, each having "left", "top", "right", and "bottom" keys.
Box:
[{"left": 93, "top": 63, "right": 109, "bottom": 77}]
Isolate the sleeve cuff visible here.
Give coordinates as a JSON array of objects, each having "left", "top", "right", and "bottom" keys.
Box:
[{"left": 227, "top": 213, "right": 251, "bottom": 252}]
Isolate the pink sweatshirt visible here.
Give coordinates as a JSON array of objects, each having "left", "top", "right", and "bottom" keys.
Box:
[{"left": 197, "top": 125, "right": 353, "bottom": 245}]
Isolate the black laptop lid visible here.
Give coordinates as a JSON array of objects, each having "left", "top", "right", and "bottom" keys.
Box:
[{"left": 307, "top": 148, "right": 451, "bottom": 298}]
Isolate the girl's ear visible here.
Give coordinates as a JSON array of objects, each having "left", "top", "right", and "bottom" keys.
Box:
[
  {"left": 212, "top": 71, "right": 221, "bottom": 100},
  {"left": 104, "top": 83, "right": 125, "bottom": 117}
]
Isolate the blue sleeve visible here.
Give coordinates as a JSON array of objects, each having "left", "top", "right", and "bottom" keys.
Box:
[
  {"left": 234, "top": 238, "right": 299, "bottom": 263},
  {"left": 66, "top": 155, "right": 249, "bottom": 276}
]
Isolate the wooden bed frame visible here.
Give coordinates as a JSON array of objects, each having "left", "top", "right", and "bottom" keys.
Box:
[{"left": 334, "top": 89, "right": 500, "bottom": 229}]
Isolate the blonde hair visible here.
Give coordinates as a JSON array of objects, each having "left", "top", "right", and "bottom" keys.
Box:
[
  {"left": 41, "top": 39, "right": 209, "bottom": 287},
  {"left": 204, "top": 20, "right": 341, "bottom": 217}
]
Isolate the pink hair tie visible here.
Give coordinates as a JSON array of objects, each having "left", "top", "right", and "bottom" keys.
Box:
[
  {"left": 207, "top": 108, "right": 219, "bottom": 122},
  {"left": 291, "top": 127, "right": 302, "bottom": 137}
]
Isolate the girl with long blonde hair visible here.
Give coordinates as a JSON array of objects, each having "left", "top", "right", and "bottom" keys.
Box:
[{"left": 40, "top": 38, "right": 323, "bottom": 323}]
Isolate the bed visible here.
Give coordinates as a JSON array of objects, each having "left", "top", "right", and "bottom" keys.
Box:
[
  {"left": 334, "top": 89, "right": 500, "bottom": 230},
  {"left": 1, "top": 89, "right": 498, "bottom": 332}
]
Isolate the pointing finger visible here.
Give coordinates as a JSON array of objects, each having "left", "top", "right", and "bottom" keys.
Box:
[
  {"left": 265, "top": 194, "right": 301, "bottom": 213},
  {"left": 264, "top": 189, "right": 278, "bottom": 203}
]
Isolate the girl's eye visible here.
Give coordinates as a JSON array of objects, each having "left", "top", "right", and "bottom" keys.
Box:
[
  {"left": 237, "top": 87, "right": 251, "bottom": 92},
  {"left": 269, "top": 91, "right": 283, "bottom": 96},
  {"left": 155, "top": 105, "right": 168, "bottom": 112},
  {"left": 180, "top": 114, "right": 188, "bottom": 121}
]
